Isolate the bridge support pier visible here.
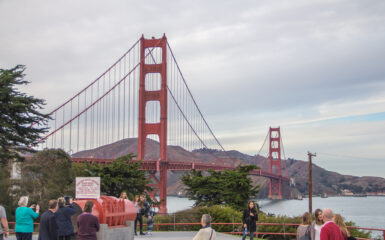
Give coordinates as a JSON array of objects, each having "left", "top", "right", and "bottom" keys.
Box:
[
  {"left": 268, "top": 127, "right": 283, "bottom": 199},
  {"left": 138, "top": 35, "right": 168, "bottom": 213}
]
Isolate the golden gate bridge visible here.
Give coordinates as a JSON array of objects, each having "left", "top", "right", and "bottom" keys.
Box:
[{"left": 33, "top": 35, "right": 289, "bottom": 213}]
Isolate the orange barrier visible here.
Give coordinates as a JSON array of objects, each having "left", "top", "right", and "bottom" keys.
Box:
[{"left": 74, "top": 196, "right": 136, "bottom": 226}]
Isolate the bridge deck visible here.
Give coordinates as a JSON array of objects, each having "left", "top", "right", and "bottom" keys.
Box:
[{"left": 72, "top": 157, "right": 289, "bottom": 181}]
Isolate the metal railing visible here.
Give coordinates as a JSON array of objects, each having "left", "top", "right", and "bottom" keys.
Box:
[{"left": 8, "top": 221, "right": 385, "bottom": 239}]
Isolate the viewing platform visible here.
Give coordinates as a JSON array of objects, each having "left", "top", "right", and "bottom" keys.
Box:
[{"left": 7, "top": 232, "right": 237, "bottom": 240}]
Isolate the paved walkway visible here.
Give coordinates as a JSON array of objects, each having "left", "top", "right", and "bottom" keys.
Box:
[
  {"left": 134, "top": 231, "right": 238, "bottom": 239},
  {"left": 7, "top": 232, "right": 239, "bottom": 240}
]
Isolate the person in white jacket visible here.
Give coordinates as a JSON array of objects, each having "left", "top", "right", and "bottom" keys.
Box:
[{"left": 193, "top": 214, "right": 216, "bottom": 240}]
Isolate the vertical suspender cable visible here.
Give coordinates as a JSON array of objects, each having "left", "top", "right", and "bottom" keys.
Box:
[
  {"left": 84, "top": 90, "right": 87, "bottom": 151},
  {"left": 70, "top": 101, "right": 72, "bottom": 152},
  {"left": 61, "top": 107, "right": 64, "bottom": 149},
  {"left": 54, "top": 112, "right": 57, "bottom": 148},
  {"left": 77, "top": 95, "right": 80, "bottom": 152}
]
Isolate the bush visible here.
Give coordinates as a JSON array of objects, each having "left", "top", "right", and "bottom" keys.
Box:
[{"left": 153, "top": 206, "right": 373, "bottom": 240}]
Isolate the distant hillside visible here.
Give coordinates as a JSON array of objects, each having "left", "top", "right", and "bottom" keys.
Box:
[{"left": 73, "top": 138, "right": 385, "bottom": 198}]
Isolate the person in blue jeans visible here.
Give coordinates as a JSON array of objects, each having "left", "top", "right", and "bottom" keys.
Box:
[
  {"left": 15, "top": 196, "right": 40, "bottom": 240},
  {"left": 242, "top": 201, "right": 258, "bottom": 240}
]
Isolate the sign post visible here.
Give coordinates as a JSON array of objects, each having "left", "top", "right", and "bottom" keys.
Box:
[{"left": 75, "top": 177, "right": 101, "bottom": 199}]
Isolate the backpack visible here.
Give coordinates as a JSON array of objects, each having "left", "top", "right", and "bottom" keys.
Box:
[{"left": 298, "top": 225, "right": 311, "bottom": 240}]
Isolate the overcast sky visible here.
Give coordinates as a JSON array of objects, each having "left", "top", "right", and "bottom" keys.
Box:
[{"left": 1, "top": 0, "right": 385, "bottom": 177}]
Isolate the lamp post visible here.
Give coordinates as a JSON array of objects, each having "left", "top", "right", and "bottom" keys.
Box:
[{"left": 308, "top": 151, "right": 316, "bottom": 214}]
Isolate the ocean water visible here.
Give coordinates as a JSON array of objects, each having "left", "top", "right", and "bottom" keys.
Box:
[{"left": 166, "top": 196, "right": 385, "bottom": 236}]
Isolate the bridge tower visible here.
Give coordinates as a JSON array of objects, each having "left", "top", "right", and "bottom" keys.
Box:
[
  {"left": 138, "top": 35, "right": 168, "bottom": 213},
  {"left": 268, "top": 127, "right": 283, "bottom": 199}
]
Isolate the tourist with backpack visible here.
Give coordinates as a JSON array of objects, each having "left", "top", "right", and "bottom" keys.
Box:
[{"left": 297, "top": 212, "right": 312, "bottom": 240}]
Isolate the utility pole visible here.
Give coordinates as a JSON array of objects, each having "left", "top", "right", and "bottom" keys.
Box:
[{"left": 308, "top": 151, "right": 316, "bottom": 215}]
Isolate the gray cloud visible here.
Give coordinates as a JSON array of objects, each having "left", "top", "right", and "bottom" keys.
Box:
[{"left": 1, "top": 0, "right": 385, "bottom": 177}]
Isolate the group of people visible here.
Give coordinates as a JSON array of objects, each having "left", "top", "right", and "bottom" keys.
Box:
[
  {"left": 297, "top": 208, "right": 353, "bottom": 240},
  {"left": 0, "top": 196, "right": 356, "bottom": 240},
  {"left": 0, "top": 196, "right": 100, "bottom": 240},
  {"left": 192, "top": 200, "right": 258, "bottom": 240},
  {"left": 119, "top": 192, "right": 155, "bottom": 236}
]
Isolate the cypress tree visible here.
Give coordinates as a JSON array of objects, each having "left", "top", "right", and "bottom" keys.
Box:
[{"left": 0, "top": 65, "right": 50, "bottom": 164}]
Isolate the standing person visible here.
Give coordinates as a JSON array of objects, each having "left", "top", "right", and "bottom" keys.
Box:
[
  {"left": 38, "top": 200, "right": 58, "bottom": 240},
  {"left": 134, "top": 195, "right": 144, "bottom": 236},
  {"left": 140, "top": 195, "right": 150, "bottom": 218},
  {"left": 119, "top": 192, "right": 128, "bottom": 200},
  {"left": 193, "top": 214, "right": 216, "bottom": 240},
  {"left": 320, "top": 209, "right": 345, "bottom": 240},
  {"left": 145, "top": 206, "right": 156, "bottom": 236},
  {"left": 0, "top": 204, "right": 9, "bottom": 240},
  {"left": 311, "top": 209, "right": 324, "bottom": 240},
  {"left": 242, "top": 201, "right": 258, "bottom": 240},
  {"left": 15, "top": 196, "right": 39, "bottom": 240},
  {"left": 77, "top": 201, "right": 100, "bottom": 240},
  {"left": 56, "top": 197, "right": 77, "bottom": 240},
  {"left": 333, "top": 214, "right": 349, "bottom": 240},
  {"left": 297, "top": 212, "right": 312, "bottom": 240}
]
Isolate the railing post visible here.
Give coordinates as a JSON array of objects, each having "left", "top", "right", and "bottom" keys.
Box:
[
  {"left": 232, "top": 215, "right": 235, "bottom": 233},
  {"left": 174, "top": 213, "right": 176, "bottom": 231}
]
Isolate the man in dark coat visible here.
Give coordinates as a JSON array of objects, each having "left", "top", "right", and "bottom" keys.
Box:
[{"left": 38, "top": 200, "right": 58, "bottom": 240}]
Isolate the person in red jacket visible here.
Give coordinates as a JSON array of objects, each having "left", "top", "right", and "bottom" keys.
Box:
[{"left": 320, "top": 209, "right": 345, "bottom": 240}]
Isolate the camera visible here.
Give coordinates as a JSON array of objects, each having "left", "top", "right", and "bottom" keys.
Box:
[{"left": 64, "top": 196, "right": 72, "bottom": 206}]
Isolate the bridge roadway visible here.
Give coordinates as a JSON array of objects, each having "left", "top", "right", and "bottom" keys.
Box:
[{"left": 72, "top": 157, "right": 289, "bottom": 181}]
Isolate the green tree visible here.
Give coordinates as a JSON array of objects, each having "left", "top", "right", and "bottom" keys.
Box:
[
  {"left": 181, "top": 165, "right": 259, "bottom": 210},
  {"left": 0, "top": 164, "right": 15, "bottom": 220},
  {"left": 18, "top": 149, "right": 74, "bottom": 213},
  {"left": 73, "top": 154, "right": 151, "bottom": 199},
  {"left": 0, "top": 65, "right": 50, "bottom": 164}
]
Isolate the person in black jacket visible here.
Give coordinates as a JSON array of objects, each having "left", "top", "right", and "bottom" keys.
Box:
[
  {"left": 38, "top": 200, "right": 58, "bottom": 240},
  {"left": 55, "top": 197, "right": 77, "bottom": 240},
  {"left": 242, "top": 201, "right": 258, "bottom": 240}
]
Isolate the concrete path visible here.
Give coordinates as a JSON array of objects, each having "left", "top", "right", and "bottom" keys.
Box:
[
  {"left": 134, "top": 231, "right": 238, "bottom": 240},
  {"left": 7, "top": 232, "right": 239, "bottom": 240}
]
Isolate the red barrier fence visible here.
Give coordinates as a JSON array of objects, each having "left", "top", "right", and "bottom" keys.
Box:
[{"left": 8, "top": 221, "right": 385, "bottom": 239}]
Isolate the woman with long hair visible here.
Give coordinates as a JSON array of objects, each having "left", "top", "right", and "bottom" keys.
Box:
[
  {"left": 242, "top": 201, "right": 258, "bottom": 240},
  {"left": 311, "top": 209, "right": 324, "bottom": 240},
  {"left": 119, "top": 192, "right": 128, "bottom": 200},
  {"left": 297, "top": 212, "right": 312, "bottom": 240},
  {"left": 134, "top": 195, "right": 144, "bottom": 235},
  {"left": 333, "top": 214, "right": 349, "bottom": 240}
]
